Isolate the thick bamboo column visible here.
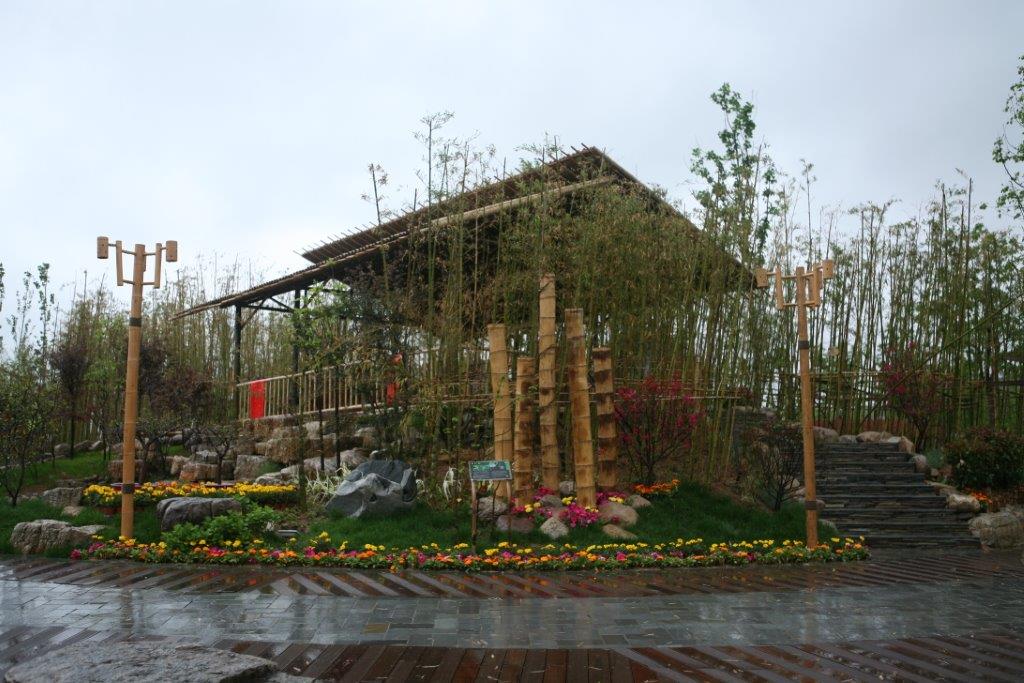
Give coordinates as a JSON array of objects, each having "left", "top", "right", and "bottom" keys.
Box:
[
  {"left": 537, "top": 274, "right": 559, "bottom": 490},
  {"left": 513, "top": 356, "right": 536, "bottom": 504},
  {"left": 565, "top": 308, "right": 596, "bottom": 508},
  {"left": 119, "top": 244, "right": 146, "bottom": 538},
  {"left": 795, "top": 267, "right": 820, "bottom": 547},
  {"left": 487, "top": 323, "right": 513, "bottom": 500},
  {"left": 593, "top": 347, "right": 618, "bottom": 491}
]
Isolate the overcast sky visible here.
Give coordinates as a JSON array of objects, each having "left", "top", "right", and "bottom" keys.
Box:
[{"left": 1, "top": 1, "right": 1022, "bottom": 310}]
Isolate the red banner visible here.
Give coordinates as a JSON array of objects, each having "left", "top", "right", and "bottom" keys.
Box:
[{"left": 248, "top": 380, "right": 266, "bottom": 419}]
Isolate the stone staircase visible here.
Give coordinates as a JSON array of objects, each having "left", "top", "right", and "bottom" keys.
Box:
[{"left": 816, "top": 441, "right": 979, "bottom": 549}]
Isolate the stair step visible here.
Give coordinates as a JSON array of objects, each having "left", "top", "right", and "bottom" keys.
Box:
[
  {"left": 858, "top": 533, "right": 979, "bottom": 548},
  {"left": 822, "top": 497, "right": 947, "bottom": 509},
  {"left": 823, "top": 508, "right": 972, "bottom": 521},
  {"left": 820, "top": 443, "right": 900, "bottom": 452}
]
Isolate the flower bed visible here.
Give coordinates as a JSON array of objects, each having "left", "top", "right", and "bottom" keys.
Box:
[
  {"left": 81, "top": 482, "right": 298, "bottom": 508},
  {"left": 633, "top": 478, "right": 681, "bottom": 497},
  {"left": 75, "top": 534, "right": 869, "bottom": 571}
]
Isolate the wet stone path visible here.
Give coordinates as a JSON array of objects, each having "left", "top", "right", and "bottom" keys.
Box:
[{"left": 1, "top": 551, "right": 1023, "bottom": 680}]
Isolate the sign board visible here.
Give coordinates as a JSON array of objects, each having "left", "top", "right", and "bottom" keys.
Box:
[{"left": 469, "top": 459, "right": 512, "bottom": 482}]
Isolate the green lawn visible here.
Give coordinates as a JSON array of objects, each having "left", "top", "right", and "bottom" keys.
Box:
[
  {"left": 19, "top": 449, "right": 110, "bottom": 492},
  {"left": 0, "top": 499, "right": 113, "bottom": 556},
  {"left": 304, "top": 482, "right": 833, "bottom": 549}
]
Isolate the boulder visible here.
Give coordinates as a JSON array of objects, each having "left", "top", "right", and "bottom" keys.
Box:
[
  {"left": 62, "top": 505, "right": 84, "bottom": 517},
  {"left": 10, "top": 520, "right": 106, "bottom": 554},
  {"left": 74, "top": 439, "right": 93, "bottom": 453},
  {"left": 169, "top": 455, "right": 190, "bottom": 476},
  {"left": 812, "top": 426, "right": 839, "bottom": 444},
  {"left": 947, "top": 492, "right": 982, "bottom": 513},
  {"left": 539, "top": 516, "right": 569, "bottom": 540},
  {"left": 475, "top": 496, "right": 508, "bottom": 521},
  {"left": 838, "top": 434, "right": 859, "bottom": 444},
  {"left": 1002, "top": 504, "right": 1024, "bottom": 523},
  {"left": 910, "top": 454, "right": 929, "bottom": 474},
  {"left": 235, "top": 454, "right": 272, "bottom": 482},
  {"left": 106, "top": 459, "right": 143, "bottom": 483},
  {"left": 155, "top": 497, "right": 242, "bottom": 532},
  {"left": 255, "top": 471, "right": 293, "bottom": 486},
  {"left": 598, "top": 501, "right": 639, "bottom": 527},
  {"left": 324, "top": 459, "right": 416, "bottom": 518},
  {"left": 167, "top": 431, "right": 185, "bottom": 446},
  {"left": 3, "top": 641, "right": 297, "bottom": 683},
  {"left": 537, "top": 494, "right": 563, "bottom": 508},
  {"left": 558, "top": 480, "right": 575, "bottom": 496},
  {"left": 602, "top": 524, "right": 637, "bottom": 540},
  {"left": 270, "top": 425, "right": 302, "bottom": 441},
  {"left": 89, "top": 439, "right": 104, "bottom": 452},
  {"left": 53, "top": 443, "right": 71, "bottom": 458},
  {"left": 40, "top": 487, "right": 83, "bottom": 510},
  {"left": 969, "top": 512, "right": 1024, "bottom": 548},
  {"left": 856, "top": 431, "right": 892, "bottom": 443},
  {"left": 178, "top": 461, "right": 218, "bottom": 483},
  {"left": 195, "top": 449, "right": 220, "bottom": 465},
  {"left": 354, "top": 426, "right": 379, "bottom": 449},
  {"left": 265, "top": 437, "right": 303, "bottom": 464},
  {"left": 303, "top": 420, "right": 324, "bottom": 439},
  {"left": 886, "top": 435, "right": 916, "bottom": 454},
  {"left": 496, "top": 514, "right": 535, "bottom": 534},
  {"left": 625, "top": 494, "right": 652, "bottom": 509},
  {"left": 282, "top": 457, "right": 338, "bottom": 477},
  {"left": 254, "top": 441, "right": 270, "bottom": 456}
]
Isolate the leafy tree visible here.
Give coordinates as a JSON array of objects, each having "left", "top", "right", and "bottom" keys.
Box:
[
  {"left": 993, "top": 54, "right": 1024, "bottom": 222},
  {"left": 50, "top": 332, "right": 91, "bottom": 458},
  {"left": 742, "top": 420, "right": 803, "bottom": 512},
  {"left": 879, "top": 344, "right": 948, "bottom": 451},
  {"left": 199, "top": 422, "right": 240, "bottom": 484},
  {"left": 614, "top": 377, "right": 703, "bottom": 485}
]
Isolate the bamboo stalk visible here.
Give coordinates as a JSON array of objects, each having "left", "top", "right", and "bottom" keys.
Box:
[
  {"left": 537, "top": 273, "right": 559, "bottom": 490},
  {"left": 593, "top": 346, "right": 618, "bottom": 490},
  {"left": 513, "top": 356, "right": 535, "bottom": 504},
  {"left": 487, "top": 323, "right": 513, "bottom": 500},
  {"left": 565, "top": 308, "right": 596, "bottom": 508}
]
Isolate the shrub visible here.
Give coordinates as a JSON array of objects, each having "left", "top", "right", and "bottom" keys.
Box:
[
  {"left": 947, "top": 428, "right": 1024, "bottom": 491},
  {"left": 743, "top": 420, "right": 803, "bottom": 511},
  {"left": 879, "top": 344, "right": 948, "bottom": 450},
  {"left": 162, "top": 504, "right": 281, "bottom": 551},
  {"left": 614, "top": 377, "right": 703, "bottom": 485}
]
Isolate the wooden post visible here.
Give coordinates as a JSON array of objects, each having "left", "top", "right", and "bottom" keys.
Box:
[
  {"left": 565, "top": 308, "right": 596, "bottom": 509},
  {"left": 593, "top": 347, "right": 618, "bottom": 491},
  {"left": 513, "top": 356, "right": 535, "bottom": 504},
  {"left": 233, "top": 304, "right": 242, "bottom": 420},
  {"left": 487, "top": 323, "right": 513, "bottom": 501},
  {"left": 755, "top": 260, "right": 833, "bottom": 548},
  {"left": 537, "top": 274, "right": 559, "bottom": 491},
  {"left": 98, "top": 237, "right": 177, "bottom": 539},
  {"left": 794, "top": 267, "right": 820, "bottom": 548}
]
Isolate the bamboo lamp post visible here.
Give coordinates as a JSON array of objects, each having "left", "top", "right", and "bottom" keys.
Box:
[
  {"left": 755, "top": 259, "right": 834, "bottom": 548},
  {"left": 487, "top": 323, "right": 514, "bottom": 501},
  {"left": 97, "top": 237, "right": 178, "bottom": 539},
  {"left": 512, "top": 356, "right": 536, "bottom": 504},
  {"left": 537, "top": 274, "right": 560, "bottom": 491},
  {"left": 565, "top": 308, "right": 596, "bottom": 509}
]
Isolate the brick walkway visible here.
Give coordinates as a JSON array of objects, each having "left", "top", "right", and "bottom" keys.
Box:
[{"left": 2, "top": 551, "right": 1023, "bottom": 680}]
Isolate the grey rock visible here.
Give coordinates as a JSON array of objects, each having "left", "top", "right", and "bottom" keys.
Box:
[
  {"left": 475, "top": 496, "right": 508, "bottom": 521},
  {"left": 62, "top": 505, "right": 84, "bottom": 517},
  {"left": 234, "top": 454, "right": 271, "bottom": 482},
  {"left": 625, "top": 494, "right": 652, "bottom": 509},
  {"left": 354, "top": 426, "right": 379, "bottom": 449},
  {"left": 53, "top": 443, "right": 70, "bottom": 458},
  {"left": 812, "top": 426, "right": 839, "bottom": 444},
  {"left": 169, "top": 455, "right": 190, "bottom": 476},
  {"left": 496, "top": 514, "right": 535, "bottom": 534},
  {"left": 856, "top": 430, "right": 892, "bottom": 443},
  {"left": 155, "top": 497, "right": 242, "bottom": 532},
  {"left": 266, "top": 437, "right": 303, "bottom": 464},
  {"left": 537, "top": 494, "right": 563, "bottom": 508},
  {"left": 10, "top": 520, "right": 106, "bottom": 554},
  {"left": 539, "top": 516, "right": 569, "bottom": 540},
  {"left": 255, "top": 471, "right": 293, "bottom": 486},
  {"left": 303, "top": 420, "right": 324, "bottom": 439},
  {"left": 838, "top": 434, "right": 858, "bottom": 444},
  {"left": 1003, "top": 504, "right": 1024, "bottom": 523},
  {"left": 324, "top": 459, "right": 416, "bottom": 518},
  {"left": 40, "top": 487, "right": 82, "bottom": 510},
  {"left": 254, "top": 441, "right": 270, "bottom": 456},
  {"left": 195, "top": 449, "right": 220, "bottom": 465},
  {"left": 886, "top": 435, "right": 916, "bottom": 454},
  {"left": 3, "top": 641, "right": 296, "bottom": 683},
  {"left": 167, "top": 431, "right": 185, "bottom": 446},
  {"left": 602, "top": 523, "right": 637, "bottom": 540},
  {"left": 910, "top": 454, "right": 929, "bottom": 474},
  {"left": 558, "top": 480, "right": 575, "bottom": 496},
  {"left": 89, "top": 440, "right": 104, "bottom": 452},
  {"left": 598, "top": 501, "right": 639, "bottom": 527},
  {"left": 969, "top": 512, "right": 1024, "bottom": 548},
  {"left": 74, "top": 439, "right": 93, "bottom": 453},
  {"left": 948, "top": 492, "right": 982, "bottom": 513}
]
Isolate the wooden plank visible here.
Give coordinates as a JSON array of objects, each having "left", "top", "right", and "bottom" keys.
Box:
[
  {"left": 566, "top": 649, "right": 590, "bottom": 683},
  {"left": 609, "top": 648, "right": 689, "bottom": 682},
  {"left": 408, "top": 646, "right": 447, "bottom": 681},
  {"left": 387, "top": 646, "right": 426, "bottom": 682},
  {"left": 429, "top": 648, "right": 467, "bottom": 682},
  {"left": 797, "top": 643, "right": 931, "bottom": 683},
  {"left": 520, "top": 649, "right": 548, "bottom": 683},
  {"left": 587, "top": 649, "right": 612, "bottom": 682},
  {"left": 542, "top": 650, "right": 567, "bottom": 683},
  {"left": 302, "top": 643, "right": 351, "bottom": 679},
  {"left": 500, "top": 649, "right": 527, "bottom": 682},
  {"left": 358, "top": 646, "right": 407, "bottom": 681},
  {"left": 881, "top": 640, "right": 1013, "bottom": 682},
  {"left": 909, "top": 636, "right": 1024, "bottom": 676},
  {"left": 452, "top": 649, "right": 485, "bottom": 682}
]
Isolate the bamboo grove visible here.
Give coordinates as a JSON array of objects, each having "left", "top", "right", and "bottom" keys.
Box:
[{"left": 3, "top": 74, "right": 1023, "bottom": 484}]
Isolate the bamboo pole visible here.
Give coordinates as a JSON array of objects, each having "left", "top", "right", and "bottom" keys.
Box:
[
  {"left": 487, "top": 323, "right": 513, "bottom": 500},
  {"left": 565, "top": 308, "right": 596, "bottom": 508},
  {"left": 537, "top": 274, "right": 559, "bottom": 491},
  {"left": 513, "top": 356, "right": 535, "bottom": 504},
  {"left": 593, "top": 346, "right": 618, "bottom": 490}
]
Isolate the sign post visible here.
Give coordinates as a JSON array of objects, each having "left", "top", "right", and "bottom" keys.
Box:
[{"left": 468, "top": 459, "right": 513, "bottom": 553}]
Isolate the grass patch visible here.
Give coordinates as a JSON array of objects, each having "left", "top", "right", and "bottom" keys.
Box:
[
  {"left": 0, "top": 499, "right": 113, "bottom": 557},
  {"left": 304, "top": 481, "right": 833, "bottom": 549},
  {"left": 19, "top": 450, "right": 110, "bottom": 492}
]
